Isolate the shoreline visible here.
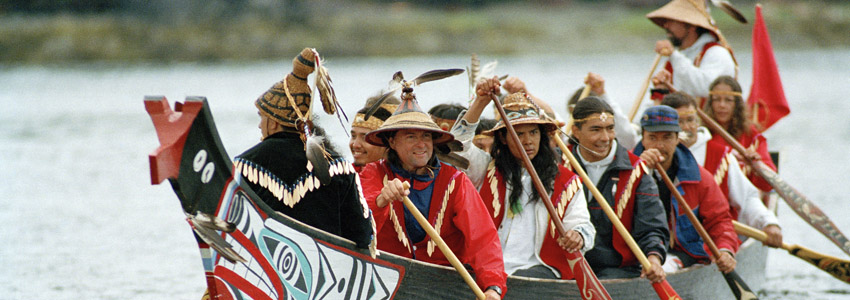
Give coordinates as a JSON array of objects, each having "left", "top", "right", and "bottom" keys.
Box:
[{"left": 1, "top": 1, "right": 848, "bottom": 64}]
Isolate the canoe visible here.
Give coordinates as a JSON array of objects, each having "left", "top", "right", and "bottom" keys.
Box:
[{"left": 146, "top": 96, "right": 766, "bottom": 299}]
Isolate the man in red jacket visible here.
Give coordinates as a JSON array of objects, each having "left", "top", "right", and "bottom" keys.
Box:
[
  {"left": 635, "top": 105, "right": 739, "bottom": 273},
  {"left": 359, "top": 89, "right": 506, "bottom": 299}
]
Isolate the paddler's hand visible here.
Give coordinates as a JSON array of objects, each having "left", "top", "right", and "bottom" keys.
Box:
[
  {"left": 584, "top": 72, "right": 606, "bottom": 96},
  {"left": 655, "top": 40, "right": 674, "bottom": 56},
  {"left": 502, "top": 76, "right": 526, "bottom": 94},
  {"left": 376, "top": 178, "right": 409, "bottom": 208},
  {"left": 476, "top": 76, "right": 502, "bottom": 98},
  {"left": 763, "top": 224, "right": 783, "bottom": 248},
  {"left": 713, "top": 251, "right": 737, "bottom": 274},
  {"left": 557, "top": 230, "right": 585, "bottom": 253},
  {"left": 641, "top": 254, "right": 666, "bottom": 283},
  {"left": 651, "top": 69, "right": 673, "bottom": 91},
  {"left": 639, "top": 148, "right": 665, "bottom": 168},
  {"left": 483, "top": 289, "right": 501, "bottom": 300}
]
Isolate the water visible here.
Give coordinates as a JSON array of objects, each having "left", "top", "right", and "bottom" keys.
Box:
[{"left": 1, "top": 50, "right": 848, "bottom": 299}]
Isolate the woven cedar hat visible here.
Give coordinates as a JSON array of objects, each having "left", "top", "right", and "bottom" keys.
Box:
[
  {"left": 351, "top": 97, "right": 400, "bottom": 131},
  {"left": 365, "top": 90, "right": 455, "bottom": 147},
  {"left": 647, "top": 0, "right": 719, "bottom": 38},
  {"left": 255, "top": 48, "right": 318, "bottom": 127},
  {"left": 484, "top": 92, "right": 558, "bottom": 136}
]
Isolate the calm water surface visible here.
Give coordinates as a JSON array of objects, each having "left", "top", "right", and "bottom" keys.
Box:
[{"left": 1, "top": 50, "right": 849, "bottom": 299}]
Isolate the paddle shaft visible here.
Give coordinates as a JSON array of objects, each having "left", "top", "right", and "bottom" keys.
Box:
[
  {"left": 733, "top": 221, "right": 850, "bottom": 283},
  {"left": 696, "top": 108, "right": 850, "bottom": 257},
  {"left": 653, "top": 163, "right": 759, "bottom": 300},
  {"left": 579, "top": 83, "right": 592, "bottom": 100},
  {"left": 627, "top": 54, "right": 662, "bottom": 122},
  {"left": 551, "top": 134, "right": 681, "bottom": 300},
  {"left": 400, "top": 183, "right": 486, "bottom": 300},
  {"left": 489, "top": 93, "right": 613, "bottom": 300}
]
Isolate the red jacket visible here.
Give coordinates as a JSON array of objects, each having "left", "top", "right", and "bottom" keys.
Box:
[
  {"left": 479, "top": 162, "right": 586, "bottom": 279},
  {"left": 708, "top": 125, "right": 776, "bottom": 192},
  {"left": 360, "top": 160, "right": 507, "bottom": 295},
  {"left": 635, "top": 144, "right": 739, "bottom": 260}
]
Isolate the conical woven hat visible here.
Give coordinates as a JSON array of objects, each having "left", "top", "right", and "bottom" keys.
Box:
[
  {"left": 255, "top": 48, "right": 316, "bottom": 127},
  {"left": 647, "top": 0, "right": 719, "bottom": 37},
  {"left": 365, "top": 94, "right": 455, "bottom": 147},
  {"left": 484, "top": 92, "right": 557, "bottom": 136}
]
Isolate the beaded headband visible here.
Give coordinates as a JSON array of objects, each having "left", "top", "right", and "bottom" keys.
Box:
[
  {"left": 709, "top": 90, "right": 742, "bottom": 97},
  {"left": 572, "top": 112, "right": 614, "bottom": 124}
]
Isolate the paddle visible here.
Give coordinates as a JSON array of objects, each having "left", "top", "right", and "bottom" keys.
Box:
[
  {"left": 627, "top": 54, "right": 663, "bottom": 122},
  {"left": 653, "top": 163, "right": 759, "bottom": 300},
  {"left": 579, "top": 82, "right": 592, "bottom": 101},
  {"left": 695, "top": 108, "right": 850, "bottom": 257},
  {"left": 400, "top": 181, "right": 486, "bottom": 300},
  {"left": 548, "top": 128, "right": 681, "bottom": 300},
  {"left": 733, "top": 220, "right": 850, "bottom": 283},
  {"left": 488, "top": 93, "right": 613, "bottom": 300}
]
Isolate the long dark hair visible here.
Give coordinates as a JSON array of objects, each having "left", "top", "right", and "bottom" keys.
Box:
[
  {"left": 490, "top": 124, "right": 558, "bottom": 213},
  {"left": 705, "top": 75, "right": 751, "bottom": 137}
]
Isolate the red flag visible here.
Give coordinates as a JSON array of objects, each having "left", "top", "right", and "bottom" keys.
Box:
[{"left": 748, "top": 4, "right": 790, "bottom": 131}]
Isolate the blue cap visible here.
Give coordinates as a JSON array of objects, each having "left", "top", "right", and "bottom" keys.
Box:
[{"left": 641, "top": 105, "right": 681, "bottom": 132}]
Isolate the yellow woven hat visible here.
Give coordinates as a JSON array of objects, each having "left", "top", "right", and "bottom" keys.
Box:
[
  {"left": 484, "top": 92, "right": 557, "bottom": 136},
  {"left": 647, "top": 0, "right": 719, "bottom": 37},
  {"left": 352, "top": 98, "right": 400, "bottom": 131},
  {"left": 365, "top": 90, "right": 455, "bottom": 147}
]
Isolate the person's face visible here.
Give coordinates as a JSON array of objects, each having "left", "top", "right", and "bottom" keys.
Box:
[
  {"left": 258, "top": 113, "right": 273, "bottom": 140},
  {"left": 349, "top": 126, "right": 385, "bottom": 166},
  {"left": 642, "top": 130, "right": 680, "bottom": 169},
  {"left": 664, "top": 20, "right": 690, "bottom": 47},
  {"left": 710, "top": 83, "right": 737, "bottom": 125},
  {"left": 473, "top": 135, "right": 494, "bottom": 153},
  {"left": 388, "top": 129, "right": 434, "bottom": 172},
  {"left": 501, "top": 124, "right": 542, "bottom": 160},
  {"left": 675, "top": 105, "right": 699, "bottom": 147},
  {"left": 571, "top": 114, "right": 615, "bottom": 161}
]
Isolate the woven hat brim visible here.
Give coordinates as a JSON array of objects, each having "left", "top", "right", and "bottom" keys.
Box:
[
  {"left": 364, "top": 112, "right": 455, "bottom": 147},
  {"left": 646, "top": 0, "right": 717, "bottom": 35}
]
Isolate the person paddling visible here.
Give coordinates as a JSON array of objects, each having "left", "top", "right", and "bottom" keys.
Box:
[
  {"left": 360, "top": 85, "right": 506, "bottom": 300},
  {"left": 569, "top": 97, "right": 669, "bottom": 282},
  {"left": 662, "top": 92, "right": 783, "bottom": 248},
  {"left": 450, "top": 77, "right": 595, "bottom": 280},
  {"left": 634, "top": 105, "right": 739, "bottom": 273},
  {"left": 645, "top": 0, "right": 737, "bottom": 105},
  {"left": 705, "top": 75, "right": 778, "bottom": 197}
]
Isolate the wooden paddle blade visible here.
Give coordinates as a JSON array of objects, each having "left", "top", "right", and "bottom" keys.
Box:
[
  {"left": 651, "top": 280, "right": 682, "bottom": 300},
  {"left": 435, "top": 152, "right": 470, "bottom": 170},
  {"left": 564, "top": 251, "right": 613, "bottom": 300},
  {"left": 734, "top": 220, "right": 850, "bottom": 283},
  {"left": 723, "top": 271, "right": 759, "bottom": 300},
  {"left": 712, "top": 0, "right": 748, "bottom": 23},
  {"left": 788, "top": 244, "right": 850, "bottom": 283},
  {"left": 412, "top": 68, "right": 465, "bottom": 86},
  {"left": 752, "top": 161, "right": 850, "bottom": 257}
]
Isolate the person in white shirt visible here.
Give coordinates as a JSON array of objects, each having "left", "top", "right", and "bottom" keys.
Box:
[
  {"left": 657, "top": 92, "right": 783, "bottom": 248},
  {"left": 637, "top": 0, "right": 737, "bottom": 118},
  {"left": 450, "top": 77, "right": 595, "bottom": 280}
]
